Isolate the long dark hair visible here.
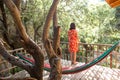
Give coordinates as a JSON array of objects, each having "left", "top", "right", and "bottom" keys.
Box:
[{"left": 69, "top": 22, "right": 76, "bottom": 30}]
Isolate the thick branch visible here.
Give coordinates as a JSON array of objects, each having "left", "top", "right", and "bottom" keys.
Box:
[
  {"left": 53, "top": 9, "right": 62, "bottom": 57},
  {"left": 12, "top": 0, "right": 21, "bottom": 10},
  {"left": 0, "top": 39, "right": 32, "bottom": 72},
  {"left": 45, "top": 39, "right": 56, "bottom": 58},
  {"left": 53, "top": 9, "right": 58, "bottom": 27},
  {"left": 45, "top": 39, "right": 62, "bottom": 80},
  {"left": 42, "top": 0, "right": 60, "bottom": 42},
  {"left": 23, "top": 39, "right": 44, "bottom": 69},
  {"left": 53, "top": 26, "right": 62, "bottom": 57},
  {"left": 42, "top": 0, "right": 61, "bottom": 79},
  {"left": 3, "top": 0, "right": 44, "bottom": 79},
  {"left": 4, "top": 0, "right": 29, "bottom": 42}
]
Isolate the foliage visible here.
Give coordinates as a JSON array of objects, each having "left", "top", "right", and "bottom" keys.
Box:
[
  {"left": 58, "top": 0, "right": 119, "bottom": 44},
  {"left": 21, "top": 0, "right": 53, "bottom": 41},
  {"left": 20, "top": 0, "right": 119, "bottom": 44}
]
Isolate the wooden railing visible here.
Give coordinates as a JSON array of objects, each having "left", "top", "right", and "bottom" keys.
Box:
[
  {"left": 0, "top": 42, "right": 120, "bottom": 77},
  {"left": 0, "top": 48, "right": 26, "bottom": 77},
  {"left": 61, "top": 42, "right": 120, "bottom": 68}
]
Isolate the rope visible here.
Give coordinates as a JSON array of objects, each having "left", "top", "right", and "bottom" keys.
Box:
[
  {"left": 16, "top": 53, "right": 69, "bottom": 71},
  {"left": 16, "top": 41, "right": 119, "bottom": 74}
]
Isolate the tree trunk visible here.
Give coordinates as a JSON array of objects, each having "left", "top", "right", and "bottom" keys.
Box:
[
  {"left": 53, "top": 10, "right": 62, "bottom": 57},
  {"left": 42, "top": 0, "right": 62, "bottom": 80},
  {"left": 45, "top": 40, "right": 62, "bottom": 80},
  {"left": 12, "top": 0, "right": 21, "bottom": 10},
  {"left": 3, "top": 0, "right": 44, "bottom": 79},
  {"left": 1, "top": 0, "right": 62, "bottom": 80}
]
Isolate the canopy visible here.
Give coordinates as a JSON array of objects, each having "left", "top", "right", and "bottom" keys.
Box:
[{"left": 106, "top": 0, "right": 120, "bottom": 8}]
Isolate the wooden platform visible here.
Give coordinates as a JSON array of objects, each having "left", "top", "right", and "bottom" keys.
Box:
[
  {"left": 61, "top": 64, "right": 120, "bottom": 80},
  {"left": 43, "top": 59, "right": 120, "bottom": 80},
  {"left": 1, "top": 60, "right": 120, "bottom": 80}
]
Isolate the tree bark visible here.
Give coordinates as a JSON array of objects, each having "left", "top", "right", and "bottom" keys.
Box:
[
  {"left": 3, "top": 0, "right": 44, "bottom": 80},
  {"left": 45, "top": 40, "right": 62, "bottom": 80},
  {"left": 0, "top": 39, "right": 32, "bottom": 72},
  {"left": 1, "top": 0, "right": 62, "bottom": 80},
  {"left": 53, "top": 10, "right": 62, "bottom": 57},
  {"left": 42, "top": 0, "right": 62, "bottom": 80},
  {"left": 53, "top": 9, "right": 58, "bottom": 27},
  {"left": 4, "top": 0, "right": 28, "bottom": 42},
  {"left": 0, "top": 0, "right": 24, "bottom": 49},
  {"left": 12, "top": 0, "right": 21, "bottom": 10},
  {"left": 42, "top": 0, "right": 60, "bottom": 42},
  {"left": 53, "top": 26, "right": 62, "bottom": 57}
]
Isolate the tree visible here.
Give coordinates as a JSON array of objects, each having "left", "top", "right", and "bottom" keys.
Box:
[
  {"left": 57, "top": 0, "right": 118, "bottom": 44},
  {"left": 0, "top": 0, "right": 61, "bottom": 80}
]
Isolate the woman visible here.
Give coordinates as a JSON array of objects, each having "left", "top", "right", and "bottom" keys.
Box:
[{"left": 68, "top": 22, "right": 79, "bottom": 65}]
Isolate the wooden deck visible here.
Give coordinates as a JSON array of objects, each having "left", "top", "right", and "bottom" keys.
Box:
[
  {"left": 7, "top": 60, "right": 120, "bottom": 80},
  {"left": 0, "top": 59, "right": 120, "bottom": 80},
  {"left": 44, "top": 60, "right": 120, "bottom": 80},
  {"left": 61, "top": 63, "right": 120, "bottom": 80}
]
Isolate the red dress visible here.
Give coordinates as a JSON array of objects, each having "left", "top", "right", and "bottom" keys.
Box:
[{"left": 68, "top": 29, "right": 78, "bottom": 53}]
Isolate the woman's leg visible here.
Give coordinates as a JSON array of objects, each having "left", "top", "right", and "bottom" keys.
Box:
[
  {"left": 73, "top": 52, "right": 76, "bottom": 64},
  {"left": 70, "top": 53, "right": 74, "bottom": 65}
]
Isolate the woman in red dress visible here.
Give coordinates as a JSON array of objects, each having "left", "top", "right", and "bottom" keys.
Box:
[{"left": 68, "top": 23, "right": 79, "bottom": 65}]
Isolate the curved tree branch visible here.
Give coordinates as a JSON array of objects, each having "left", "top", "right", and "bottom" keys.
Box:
[
  {"left": 0, "top": 39, "right": 32, "bottom": 72},
  {"left": 42, "top": 0, "right": 60, "bottom": 42},
  {"left": 12, "top": 0, "right": 21, "bottom": 10},
  {"left": 3, "top": 0, "right": 44, "bottom": 79},
  {"left": 4, "top": 0, "right": 28, "bottom": 42},
  {"left": 42, "top": 0, "right": 62, "bottom": 80}
]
